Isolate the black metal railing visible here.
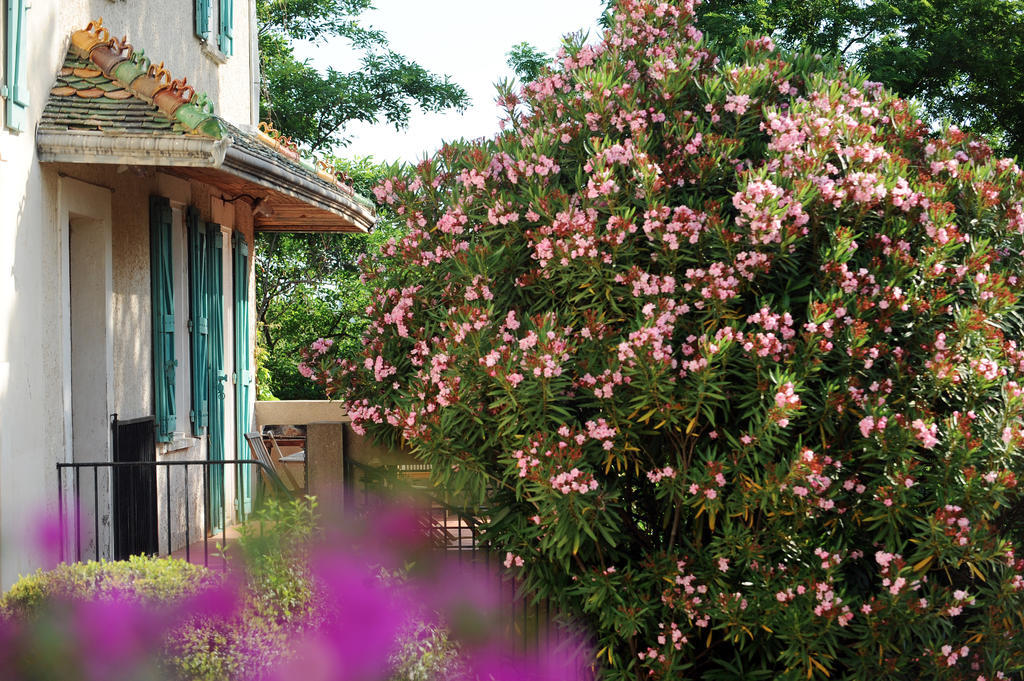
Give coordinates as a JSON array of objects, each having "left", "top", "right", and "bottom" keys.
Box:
[{"left": 56, "top": 459, "right": 286, "bottom": 567}]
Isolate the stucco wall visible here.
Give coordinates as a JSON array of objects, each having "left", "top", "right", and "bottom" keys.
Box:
[
  {"left": 0, "top": 135, "right": 64, "bottom": 585},
  {"left": 0, "top": 0, "right": 259, "bottom": 587},
  {"left": 48, "top": 162, "right": 256, "bottom": 562},
  {"left": 67, "top": 0, "right": 256, "bottom": 126}
]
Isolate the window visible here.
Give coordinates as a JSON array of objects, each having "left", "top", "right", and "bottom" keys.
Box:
[
  {"left": 218, "top": 0, "right": 234, "bottom": 56},
  {"left": 194, "top": 0, "right": 233, "bottom": 57},
  {"left": 4, "top": 0, "right": 29, "bottom": 131},
  {"left": 170, "top": 204, "right": 192, "bottom": 436},
  {"left": 194, "top": 0, "right": 210, "bottom": 41}
]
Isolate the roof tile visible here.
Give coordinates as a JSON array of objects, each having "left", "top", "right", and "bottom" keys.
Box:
[{"left": 41, "top": 19, "right": 367, "bottom": 205}]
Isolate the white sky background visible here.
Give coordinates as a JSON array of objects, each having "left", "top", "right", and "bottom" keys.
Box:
[{"left": 294, "top": 0, "right": 606, "bottom": 164}]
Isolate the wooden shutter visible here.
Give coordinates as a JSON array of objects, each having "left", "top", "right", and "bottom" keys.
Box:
[
  {"left": 233, "top": 232, "right": 252, "bottom": 434},
  {"left": 150, "top": 197, "right": 177, "bottom": 441},
  {"left": 218, "top": 0, "right": 233, "bottom": 55},
  {"left": 233, "top": 232, "right": 253, "bottom": 514},
  {"left": 206, "top": 223, "right": 227, "bottom": 531},
  {"left": 187, "top": 207, "right": 210, "bottom": 434},
  {"left": 195, "top": 0, "right": 210, "bottom": 39},
  {"left": 5, "top": 0, "right": 29, "bottom": 131}
]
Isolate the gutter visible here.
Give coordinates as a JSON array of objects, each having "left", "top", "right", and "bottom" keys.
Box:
[{"left": 221, "top": 145, "right": 375, "bottom": 232}]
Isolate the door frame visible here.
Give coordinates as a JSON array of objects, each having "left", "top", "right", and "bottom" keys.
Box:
[{"left": 58, "top": 176, "right": 114, "bottom": 559}]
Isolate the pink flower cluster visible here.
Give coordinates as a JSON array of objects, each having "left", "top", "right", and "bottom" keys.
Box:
[
  {"left": 510, "top": 426, "right": 610, "bottom": 496},
  {"left": 732, "top": 178, "right": 809, "bottom": 245},
  {"left": 503, "top": 552, "right": 525, "bottom": 568},
  {"left": 549, "top": 468, "right": 598, "bottom": 494},
  {"left": 660, "top": 559, "right": 709, "bottom": 629},
  {"left": 771, "top": 382, "right": 801, "bottom": 427},
  {"left": 641, "top": 205, "right": 707, "bottom": 250},
  {"left": 935, "top": 504, "right": 971, "bottom": 547}
]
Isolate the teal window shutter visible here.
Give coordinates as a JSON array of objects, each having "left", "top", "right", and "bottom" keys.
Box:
[
  {"left": 195, "top": 0, "right": 210, "bottom": 40},
  {"left": 206, "top": 223, "right": 227, "bottom": 531},
  {"left": 233, "top": 232, "right": 253, "bottom": 514},
  {"left": 5, "top": 0, "right": 29, "bottom": 131},
  {"left": 218, "top": 0, "right": 233, "bottom": 55},
  {"left": 234, "top": 232, "right": 251, "bottom": 404},
  {"left": 150, "top": 197, "right": 177, "bottom": 442},
  {"left": 187, "top": 207, "right": 210, "bottom": 434}
]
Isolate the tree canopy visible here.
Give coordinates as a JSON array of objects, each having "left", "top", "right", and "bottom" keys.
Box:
[
  {"left": 257, "top": 0, "right": 470, "bottom": 152},
  {"left": 255, "top": 157, "right": 401, "bottom": 399},
  {"left": 254, "top": 0, "right": 466, "bottom": 397},
  {"left": 595, "top": 0, "right": 1024, "bottom": 157},
  {"left": 505, "top": 41, "right": 550, "bottom": 84}
]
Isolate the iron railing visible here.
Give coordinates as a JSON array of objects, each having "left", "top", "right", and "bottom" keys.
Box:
[{"left": 56, "top": 459, "right": 286, "bottom": 567}]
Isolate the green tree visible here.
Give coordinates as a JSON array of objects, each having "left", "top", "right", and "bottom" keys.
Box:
[
  {"left": 255, "top": 157, "right": 400, "bottom": 399},
  {"left": 598, "top": 0, "right": 1024, "bottom": 156},
  {"left": 257, "top": 0, "right": 470, "bottom": 152},
  {"left": 505, "top": 41, "right": 550, "bottom": 83}
]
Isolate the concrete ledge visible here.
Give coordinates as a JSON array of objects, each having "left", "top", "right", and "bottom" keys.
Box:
[
  {"left": 254, "top": 400, "right": 350, "bottom": 428},
  {"left": 37, "top": 130, "right": 229, "bottom": 166}
]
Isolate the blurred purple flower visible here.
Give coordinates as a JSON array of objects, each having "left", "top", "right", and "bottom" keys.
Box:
[{"left": 270, "top": 551, "right": 406, "bottom": 681}]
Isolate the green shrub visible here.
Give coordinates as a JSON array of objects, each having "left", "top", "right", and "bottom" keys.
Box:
[
  {"left": 0, "top": 555, "right": 216, "bottom": 619},
  {"left": 165, "top": 498, "right": 320, "bottom": 680},
  {"left": 320, "top": 0, "right": 1024, "bottom": 678},
  {"left": 388, "top": 621, "right": 466, "bottom": 681},
  {"left": 163, "top": 617, "right": 290, "bottom": 681},
  {"left": 235, "top": 496, "right": 318, "bottom": 622},
  {"left": 0, "top": 526, "right": 314, "bottom": 681}
]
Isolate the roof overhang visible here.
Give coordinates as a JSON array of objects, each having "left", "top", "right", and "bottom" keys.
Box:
[{"left": 37, "top": 130, "right": 375, "bottom": 233}]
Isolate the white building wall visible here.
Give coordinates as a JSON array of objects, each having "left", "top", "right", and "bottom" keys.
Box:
[{"left": 0, "top": 0, "right": 258, "bottom": 588}]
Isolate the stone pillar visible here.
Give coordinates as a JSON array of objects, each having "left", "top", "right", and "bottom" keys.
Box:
[{"left": 306, "top": 421, "right": 345, "bottom": 516}]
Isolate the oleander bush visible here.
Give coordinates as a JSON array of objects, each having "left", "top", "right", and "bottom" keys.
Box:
[{"left": 311, "top": 0, "right": 1024, "bottom": 678}]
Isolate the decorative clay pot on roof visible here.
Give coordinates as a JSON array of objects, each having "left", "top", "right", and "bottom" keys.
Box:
[
  {"left": 90, "top": 35, "right": 132, "bottom": 76},
  {"left": 112, "top": 49, "right": 151, "bottom": 89},
  {"left": 316, "top": 159, "right": 337, "bottom": 184},
  {"left": 277, "top": 136, "right": 301, "bottom": 162},
  {"left": 70, "top": 19, "right": 109, "bottom": 55},
  {"left": 175, "top": 92, "right": 225, "bottom": 139},
  {"left": 132, "top": 62, "right": 172, "bottom": 100},
  {"left": 193, "top": 116, "right": 228, "bottom": 139},
  {"left": 154, "top": 78, "right": 194, "bottom": 118},
  {"left": 257, "top": 121, "right": 282, "bottom": 151}
]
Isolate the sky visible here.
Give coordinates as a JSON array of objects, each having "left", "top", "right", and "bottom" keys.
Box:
[{"left": 295, "top": 0, "right": 605, "bottom": 164}]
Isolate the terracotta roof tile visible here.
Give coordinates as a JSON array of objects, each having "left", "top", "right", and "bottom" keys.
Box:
[
  {"left": 41, "top": 19, "right": 370, "bottom": 208},
  {"left": 41, "top": 48, "right": 177, "bottom": 134}
]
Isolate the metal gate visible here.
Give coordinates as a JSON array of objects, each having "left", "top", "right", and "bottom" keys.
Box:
[{"left": 111, "top": 414, "right": 158, "bottom": 559}]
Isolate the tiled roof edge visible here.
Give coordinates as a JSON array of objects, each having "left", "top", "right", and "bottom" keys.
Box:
[
  {"left": 68, "top": 19, "right": 364, "bottom": 200},
  {"left": 70, "top": 19, "right": 226, "bottom": 139},
  {"left": 252, "top": 121, "right": 356, "bottom": 197}
]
